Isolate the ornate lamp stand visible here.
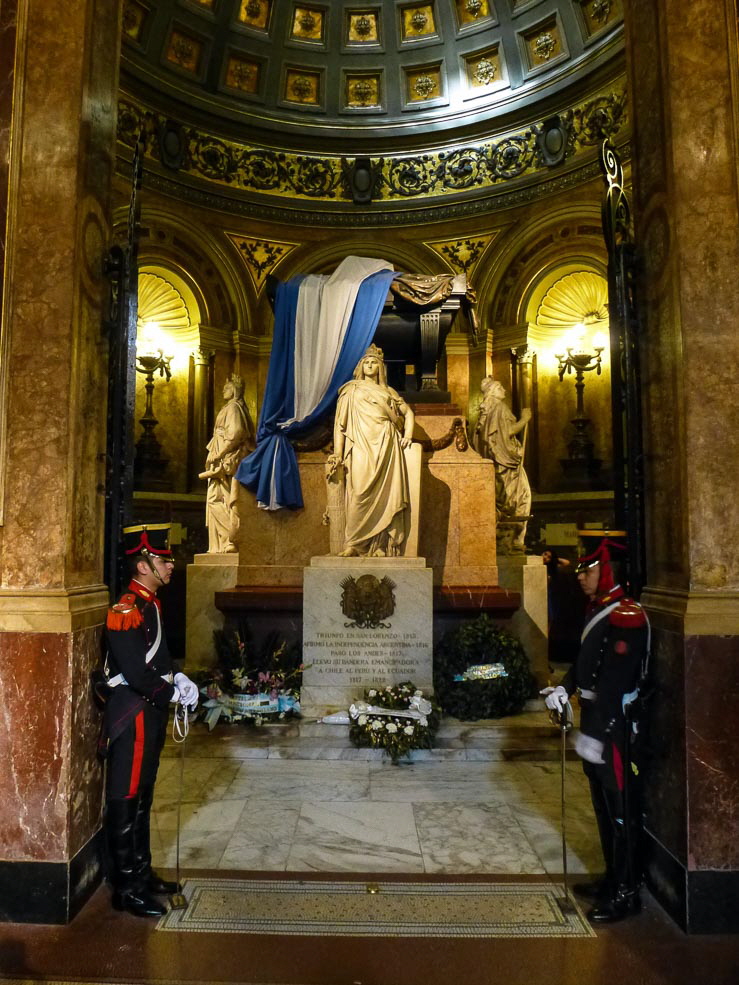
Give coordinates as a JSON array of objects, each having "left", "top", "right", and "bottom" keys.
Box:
[
  {"left": 134, "top": 349, "right": 172, "bottom": 490},
  {"left": 555, "top": 336, "right": 604, "bottom": 488}
]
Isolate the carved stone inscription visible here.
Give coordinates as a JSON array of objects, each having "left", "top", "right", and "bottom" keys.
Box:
[{"left": 302, "top": 557, "right": 433, "bottom": 715}]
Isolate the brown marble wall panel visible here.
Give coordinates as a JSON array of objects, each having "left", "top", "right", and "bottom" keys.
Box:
[
  {"left": 642, "top": 626, "right": 688, "bottom": 865},
  {"left": 0, "top": 626, "right": 103, "bottom": 861},
  {"left": 685, "top": 635, "right": 739, "bottom": 869},
  {"left": 69, "top": 626, "right": 105, "bottom": 857},
  {"left": 0, "top": 633, "right": 70, "bottom": 859}
]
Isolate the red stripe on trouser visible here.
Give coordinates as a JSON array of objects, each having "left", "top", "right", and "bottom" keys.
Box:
[
  {"left": 127, "top": 710, "right": 145, "bottom": 798},
  {"left": 612, "top": 742, "right": 624, "bottom": 792}
]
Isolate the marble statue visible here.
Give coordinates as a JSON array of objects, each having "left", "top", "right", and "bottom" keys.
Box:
[
  {"left": 328, "top": 344, "right": 415, "bottom": 557},
  {"left": 201, "top": 375, "right": 253, "bottom": 553},
  {"left": 474, "top": 377, "right": 532, "bottom": 553}
]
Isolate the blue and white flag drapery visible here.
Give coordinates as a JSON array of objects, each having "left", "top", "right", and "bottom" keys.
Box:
[{"left": 236, "top": 256, "right": 396, "bottom": 510}]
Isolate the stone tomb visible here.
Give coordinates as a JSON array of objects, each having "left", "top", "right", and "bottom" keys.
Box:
[{"left": 301, "top": 556, "right": 433, "bottom": 717}]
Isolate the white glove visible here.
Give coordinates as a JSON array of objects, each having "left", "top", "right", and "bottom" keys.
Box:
[
  {"left": 574, "top": 730, "right": 605, "bottom": 764},
  {"left": 174, "top": 672, "right": 199, "bottom": 710},
  {"left": 540, "top": 685, "right": 568, "bottom": 713}
]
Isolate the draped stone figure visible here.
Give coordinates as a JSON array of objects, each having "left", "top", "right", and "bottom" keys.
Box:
[
  {"left": 201, "top": 375, "right": 253, "bottom": 553},
  {"left": 474, "top": 377, "right": 532, "bottom": 553},
  {"left": 329, "top": 345, "right": 415, "bottom": 557}
]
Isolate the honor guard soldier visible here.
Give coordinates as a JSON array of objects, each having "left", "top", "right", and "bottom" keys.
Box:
[
  {"left": 541, "top": 531, "right": 650, "bottom": 923},
  {"left": 101, "top": 523, "right": 198, "bottom": 917}
]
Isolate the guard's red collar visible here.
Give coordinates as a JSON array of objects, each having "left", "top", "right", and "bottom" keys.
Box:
[
  {"left": 587, "top": 583, "right": 625, "bottom": 615},
  {"left": 128, "top": 579, "right": 161, "bottom": 608}
]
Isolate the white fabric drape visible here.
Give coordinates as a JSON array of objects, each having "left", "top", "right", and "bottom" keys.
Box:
[{"left": 284, "top": 256, "right": 393, "bottom": 426}]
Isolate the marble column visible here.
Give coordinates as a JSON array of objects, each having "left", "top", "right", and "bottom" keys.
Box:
[
  {"left": 190, "top": 345, "right": 212, "bottom": 490},
  {"left": 0, "top": 0, "right": 121, "bottom": 922},
  {"left": 625, "top": 0, "right": 739, "bottom": 933}
]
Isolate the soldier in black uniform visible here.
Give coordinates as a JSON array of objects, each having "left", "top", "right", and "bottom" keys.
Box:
[
  {"left": 541, "top": 531, "right": 650, "bottom": 923},
  {"left": 101, "top": 523, "right": 199, "bottom": 917}
]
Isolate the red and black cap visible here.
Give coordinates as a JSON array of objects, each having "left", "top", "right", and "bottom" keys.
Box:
[
  {"left": 122, "top": 523, "right": 173, "bottom": 558},
  {"left": 576, "top": 529, "right": 627, "bottom": 594},
  {"left": 575, "top": 530, "right": 627, "bottom": 572}
]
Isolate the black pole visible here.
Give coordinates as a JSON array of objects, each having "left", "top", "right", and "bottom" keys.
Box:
[
  {"left": 600, "top": 140, "right": 646, "bottom": 597},
  {"left": 103, "top": 135, "right": 144, "bottom": 599}
]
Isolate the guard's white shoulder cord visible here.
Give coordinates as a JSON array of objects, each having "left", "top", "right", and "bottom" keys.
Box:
[{"left": 172, "top": 702, "right": 190, "bottom": 743}]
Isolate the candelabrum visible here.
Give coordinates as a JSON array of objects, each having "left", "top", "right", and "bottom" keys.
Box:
[
  {"left": 555, "top": 336, "right": 605, "bottom": 486},
  {"left": 134, "top": 349, "right": 172, "bottom": 490}
]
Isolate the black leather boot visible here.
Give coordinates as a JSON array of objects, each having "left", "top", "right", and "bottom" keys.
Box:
[
  {"left": 588, "top": 887, "right": 642, "bottom": 923},
  {"left": 106, "top": 798, "right": 167, "bottom": 918},
  {"left": 134, "top": 785, "right": 181, "bottom": 896},
  {"left": 572, "top": 876, "right": 610, "bottom": 901}
]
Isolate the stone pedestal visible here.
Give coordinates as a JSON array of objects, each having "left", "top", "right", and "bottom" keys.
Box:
[
  {"left": 187, "top": 554, "right": 241, "bottom": 673},
  {"left": 496, "top": 556, "right": 548, "bottom": 684},
  {"left": 302, "top": 557, "right": 433, "bottom": 718}
]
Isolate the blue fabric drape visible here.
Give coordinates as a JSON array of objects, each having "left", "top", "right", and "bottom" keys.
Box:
[{"left": 236, "top": 267, "right": 395, "bottom": 510}]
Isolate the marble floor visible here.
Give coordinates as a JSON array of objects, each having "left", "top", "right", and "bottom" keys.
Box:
[{"left": 151, "top": 711, "right": 603, "bottom": 879}]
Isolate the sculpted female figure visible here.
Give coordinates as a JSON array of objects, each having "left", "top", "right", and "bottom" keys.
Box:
[{"left": 330, "top": 345, "right": 415, "bottom": 557}]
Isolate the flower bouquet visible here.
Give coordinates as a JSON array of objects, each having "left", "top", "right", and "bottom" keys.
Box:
[
  {"left": 348, "top": 681, "right": 440, "bottom": 764},
  {"left": 199, "top": 623, "right": 304, "bottom": 729}
]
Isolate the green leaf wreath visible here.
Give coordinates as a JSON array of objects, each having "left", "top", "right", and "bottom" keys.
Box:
[
  {"left": 348, "top": 681, "right": 440, "bottom": 765},
  {"left": 433, "top": 615, "right": 536, "bottom": 720}
]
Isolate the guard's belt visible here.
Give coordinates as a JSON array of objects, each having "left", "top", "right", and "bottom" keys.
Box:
[
  {"left": 107, "top": 671, "right": 173, "bottom": 688},
  {"left": 578, "top": 688, "right": 597, "bottom": 701}
]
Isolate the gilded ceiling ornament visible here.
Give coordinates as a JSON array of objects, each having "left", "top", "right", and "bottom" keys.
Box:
[
  {"left": 355, "top": 15, "right": 372, "bottom": 36},
  {"left": 298, "top": 10, "right": 317, "bottom": 32},
  {"left": 413, "top": 74, "right": 436, "bottom": 99},
  {"left": 290, "top": 75, "right": 313, "bottom": 99},
  {"left": 465, "top": 0, "right": 483, "bottom": 15},
  {"left": 591, "top": 0, "right": 613, "bottom": 23},
  {"left": 230, "top": 60, "right": 257, "bottom": 90},
  {"left": 122, "top": 3, "right": 138, "bottom": 33},
  {"left": 170, "top": 36, "right": 196, "bottom": 68},
  {"left": 352, "top": 79, "right": 375, "bottom": 104},
  {"left": 246, "top": 0, "right": 262, "bottom": 16},
  {"left": 534, "top": 33, "right": 557, "bottom": 61},
  {"left": 411, "top": 11, "right": 429, "bottom": 30},
  {"left": 474, "top": 58, "right": 496, "bottom": 86}
]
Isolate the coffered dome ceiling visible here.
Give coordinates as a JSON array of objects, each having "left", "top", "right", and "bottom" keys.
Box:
[
  {"left": 122, "top": 0, "right": 624, "bottom": 146},
  {"left": 119, "top": 1, "right": 627, "bottom": 214}
]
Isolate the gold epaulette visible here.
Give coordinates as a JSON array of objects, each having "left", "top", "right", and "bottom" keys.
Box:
[
  {"left": 106, "top": 593, "right": 144, "bottom": 631},
  {"left": 609, "top": 598, "right": 647, "bottom": 629}
]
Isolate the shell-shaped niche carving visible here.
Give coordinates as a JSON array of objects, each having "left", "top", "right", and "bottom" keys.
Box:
[
  {"left": 536, "top": 270, "right": 608, "bottom": 330},
  {"left": 138, "top": 272, "right": 191, "bottom": 332}
]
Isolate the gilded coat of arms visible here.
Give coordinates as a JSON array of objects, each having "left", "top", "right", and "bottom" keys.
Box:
[{"left": 340, "top": 574, "right": 396, "bottom": 629}]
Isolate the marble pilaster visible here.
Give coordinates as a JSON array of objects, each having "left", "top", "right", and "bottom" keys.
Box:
[
  {"left": 625, "top": 0, "right": 739, "bottom": 933},
  {"left": 0, "top": 0, "right": 122, "bottom": 923}
]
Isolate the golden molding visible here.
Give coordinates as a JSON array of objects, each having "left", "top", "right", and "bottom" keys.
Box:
[
  {"left": 425, "top": 233, "right": 498, "bottom": 277},
  {"left": 227, "top": 235, "right": 300, "bottom": 291},
  {"left": 117, "top": 80, "right": 628, "bottom": 204}
]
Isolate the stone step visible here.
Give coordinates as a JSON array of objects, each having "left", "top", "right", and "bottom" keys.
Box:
[{"left": 171, "top": 708, "right": 578, "bottom": 762}]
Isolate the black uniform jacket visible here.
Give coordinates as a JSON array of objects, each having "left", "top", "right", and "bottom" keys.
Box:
[
  {"left": 563, "top": 585, "right": 649, "bottom": 747},
  {"left": 102, "top": 580, "right": 178, "bottom": 745}
]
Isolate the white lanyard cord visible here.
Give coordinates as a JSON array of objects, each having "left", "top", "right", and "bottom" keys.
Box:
[{"left": 172, "top": 703, "right": 189, "bottom": 743}]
